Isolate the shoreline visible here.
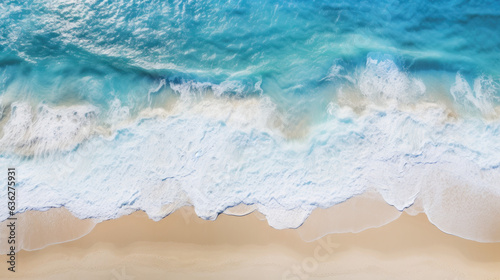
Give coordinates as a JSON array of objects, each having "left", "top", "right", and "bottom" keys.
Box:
[{"left": 1, "top": 207, "right": 500, "bottom": 279}]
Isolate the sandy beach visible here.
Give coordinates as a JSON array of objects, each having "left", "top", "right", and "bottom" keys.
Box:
[
  {"left": 1, "top": 205, "right": 499, "bottom": 280},
  {"left": 3, "top": 1, "right": 500, "bottom": 280}
]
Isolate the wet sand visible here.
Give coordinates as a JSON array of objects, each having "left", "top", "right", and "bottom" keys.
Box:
[{"left": 1, "top": 206, "right": 500, "bottom": 280}]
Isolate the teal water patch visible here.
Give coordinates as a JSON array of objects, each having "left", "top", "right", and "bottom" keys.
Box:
[{"left": 1, "top": 0, "right": 499, "bottom": 107}]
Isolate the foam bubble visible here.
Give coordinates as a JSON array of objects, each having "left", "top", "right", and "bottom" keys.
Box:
[
  {"left": 358, "top": 56, "right": 426, "bottom": 103},
  {"left": 450, "top": 73, "right": 499, "bottom": 116},
  {"left": 1, "top": 58, "right": 499, "bottom": 242},
  {"left": 0, "top": 102, "right": 100, "bottom": 155}
]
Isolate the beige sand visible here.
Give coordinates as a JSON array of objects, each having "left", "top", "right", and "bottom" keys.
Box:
[
  {"left": 1, "top": 206, "right": 500, "bottom": 280},
  {"left": 0, "top": 207, "right": 97, "bottom": 253}
]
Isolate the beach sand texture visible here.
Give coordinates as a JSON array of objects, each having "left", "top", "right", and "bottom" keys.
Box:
[{"left": 1, "top": 204, "right": 499, "bottom": 280}]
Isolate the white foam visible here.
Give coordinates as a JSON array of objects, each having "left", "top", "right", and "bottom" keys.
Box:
[
  {"left": 450, "top": 73, "right": 499, "bottom": 116},
  {"left": 358, "top": 57, "right": 426, "bottom": 103},
  {"left": 0, "top": 102, "right": 100, "bottom": 154},
  {"left": 1, "top": 59, "right": 499, "bottom": 242},
  {"left": 416, "top": 165, "right": 500, "bottom": 242},
  {"left": 106, "top": 98, "right": 131, "bottom": 128}
]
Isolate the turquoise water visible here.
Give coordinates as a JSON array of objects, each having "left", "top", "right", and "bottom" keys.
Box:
[
  {"left": 1, "top": 0, "right": 499, "bottom": 109},
  {"left": 1, "top": 1, "right": 500, "bottom": 242}
]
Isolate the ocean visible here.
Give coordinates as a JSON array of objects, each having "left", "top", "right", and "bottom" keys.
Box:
[{"left": 0, "top": 0, "right": 499, "bottom": 242}]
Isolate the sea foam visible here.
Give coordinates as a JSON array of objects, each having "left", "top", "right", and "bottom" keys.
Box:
[{"left": 1, "top": 57, "right": 499, "bottom": 243}]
